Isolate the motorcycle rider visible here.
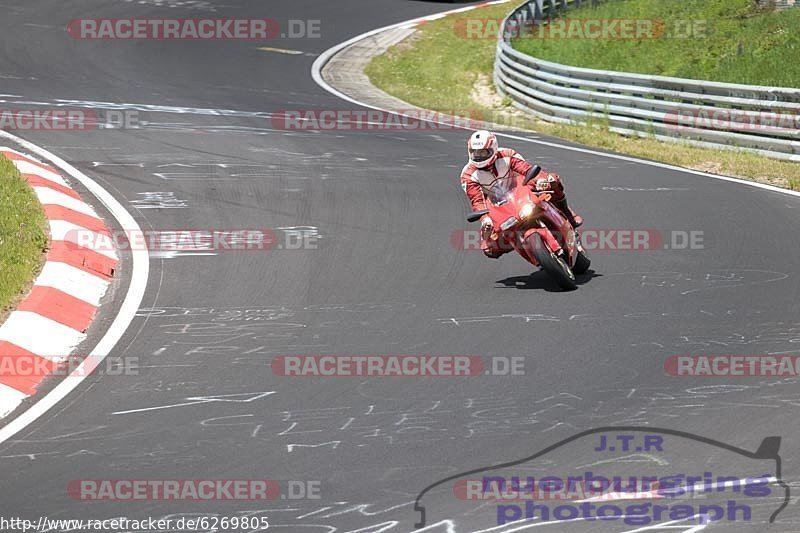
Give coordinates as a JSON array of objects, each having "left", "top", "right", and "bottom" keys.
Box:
[{"left": 460, "top": 130, "right": 583, "bottom": 258}]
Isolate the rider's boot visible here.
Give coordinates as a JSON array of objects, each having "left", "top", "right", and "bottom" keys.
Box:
[{"left": 553, "top": 198, "right": 583, "bottom": 228}]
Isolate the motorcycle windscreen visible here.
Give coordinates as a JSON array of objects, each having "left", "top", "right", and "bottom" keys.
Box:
[{"left": 484, "top": 176, "right": 519, "bottom": 206}]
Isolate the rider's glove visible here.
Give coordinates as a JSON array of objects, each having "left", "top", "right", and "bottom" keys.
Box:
[
  {"left": 480, "top": 215, "right": 492, "bottom": 230},
  {"left": 480, "top": 215, "right": 493, "bottom": 237}
]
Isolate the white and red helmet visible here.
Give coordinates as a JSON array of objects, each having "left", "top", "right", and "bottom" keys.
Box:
[{"left": 467, "top": 130, "right": 498, "bottom": 169}]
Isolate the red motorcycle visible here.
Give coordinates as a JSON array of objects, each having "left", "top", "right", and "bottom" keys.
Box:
[{"left": 467, "top": 166, "right": 590, "bottom": 290}]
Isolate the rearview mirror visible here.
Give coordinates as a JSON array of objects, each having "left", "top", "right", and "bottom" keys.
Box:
[{"left": 522, "top": 165, "right": 542, "bottom": 186}]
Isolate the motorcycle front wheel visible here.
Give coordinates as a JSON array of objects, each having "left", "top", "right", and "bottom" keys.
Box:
[{"left": 528, "top": 233, "right": 577, "bottom": 291}]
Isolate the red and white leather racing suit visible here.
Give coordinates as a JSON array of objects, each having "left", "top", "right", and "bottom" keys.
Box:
[{"left": 460, "top": 148, "right": 575, "bottom": 258}]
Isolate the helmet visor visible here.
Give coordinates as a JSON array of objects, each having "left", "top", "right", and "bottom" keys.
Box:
[{"left": 470, "top": 147, "right": 495, "bottom": 162}]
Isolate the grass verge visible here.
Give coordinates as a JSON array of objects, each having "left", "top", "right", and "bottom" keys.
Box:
[
  {"left": 365, "top": 2, "right": 800, "bottom": 191},
  {"left": 0, "top": 156, "right": 48, "bottom": 320},
  {"left": 513, "top": 0, "right": 800, "bottom": 88}
]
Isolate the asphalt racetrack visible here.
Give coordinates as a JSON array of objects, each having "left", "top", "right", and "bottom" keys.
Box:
[{"left": 0, "top": 1, "right": 799, "bottom": 531}]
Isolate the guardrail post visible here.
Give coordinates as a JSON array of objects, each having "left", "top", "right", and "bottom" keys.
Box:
[
  {"left": 504, "top": 1, "right": 527, "bottom": 38},
  {"left": 545, "top": 0, "right": 557, "bottom": 18},
  {"left": 518, "top": 2, "right": 531, "bottom": 20},
  {"left": 524, "top": 0, "right": 535, "bottom": 14},
  {"left": 531, "top": 0, "right": 544, "bottom": 19},
  {"left": 510, "top": 4, "right": 529, "bottom": 39}
]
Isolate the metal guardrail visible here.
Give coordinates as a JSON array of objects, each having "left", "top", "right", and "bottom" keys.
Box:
[
  {"left": 758, "top": 0, "right": 799, "bottom": 10},
  {"left": 494, "top": 0, "right": 800, "bottom": 161}
]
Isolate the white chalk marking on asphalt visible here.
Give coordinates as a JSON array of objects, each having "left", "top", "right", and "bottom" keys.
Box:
[
  {"left": 620, "top": 517, "right": 710, "bottom": 533},
  {"left": 149, "top": 251, "right": 218, "bottom": 259},
  {"left": 112, "top": 391, "right": 276, "bottom": 415},
  {"left": 36, "top": 262, "right": 110, "bottom": 306},
  {"left": 437, "top": 515, "right": 709, "bottom": 533},
  {"left": 310, "top": 3, "right": 800, "bottom": 200},
  {"left": 91, "top": 162, "right": 146, "bottom": 168},
  {"left": 130, "top": 191, "right": 189, "bottom": 209},
  {"left": 14, "top": 97, "right": 275, "bottom": 119},
  {"left": 0, "top": 130, "right": 150, "bottom": 442},
  {"left": 257, "top": 46, "right": 305, "bottom": 55},
  {"left": 603, "top": 187, "right": 691, "bottom": 191},
  {"left": 404, "top": 516, "right": 709, "bottom": 532}
]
